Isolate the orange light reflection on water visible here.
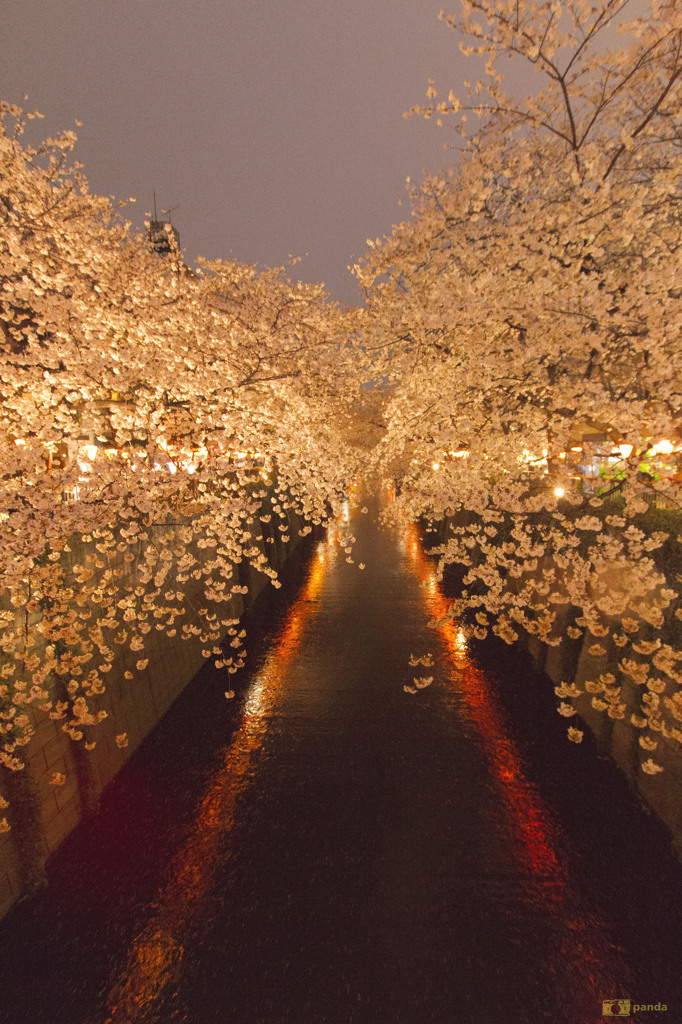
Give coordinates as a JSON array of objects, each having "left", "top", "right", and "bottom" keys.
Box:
[
  {"left": 403, "top": 524, "right": 562, "bottom": 879},
  {"left": 402, "top": 522, "right": 628, "bottom": 1015},
  {"left": 103, "top": 538, "right": 331, "bottom": 1023}
]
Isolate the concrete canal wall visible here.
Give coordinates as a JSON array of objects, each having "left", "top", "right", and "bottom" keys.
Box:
[
  {"left": 428, "top": 513, "right": 682, "bottom": 861},
  {"left": 0, "top": 505, "right": 308, "bottom": 920},
  {"left": 528, "top": 623, "right": 682, "bottom": 860}
]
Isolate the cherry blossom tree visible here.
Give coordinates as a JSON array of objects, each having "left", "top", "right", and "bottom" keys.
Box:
[
  {"left": 356, "top": 0, "right": 682, "bottom": 769},
  {"left": 1, "top": 0, "right": 681, "bottom": 843},
  {"left": 0, "top": 103, "right": 361, "bottom": 823}
]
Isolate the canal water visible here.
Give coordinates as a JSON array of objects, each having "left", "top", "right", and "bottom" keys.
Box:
[{"left": 0, "top": 493, "right": 681, "bottom": 1024}]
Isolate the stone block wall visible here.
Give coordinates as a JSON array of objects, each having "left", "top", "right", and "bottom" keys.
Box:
[
  {"left": 0, "top": 501, "right": 305, "bottom": 920},
  {"left": 529, "top": 607, "right": 682, "bottom": 859},
  {"left": 430, "top": 512, "right": 682, "bottom": 861}
]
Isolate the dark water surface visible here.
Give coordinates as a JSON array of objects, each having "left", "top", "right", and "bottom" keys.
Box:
[{"left": 0, "top": 495, "right": 681, "bottom": 1024}]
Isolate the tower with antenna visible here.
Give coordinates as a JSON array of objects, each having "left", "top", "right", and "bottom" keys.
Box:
[{"left": 148, "top": 190, "right": 180, "bottom": 255}]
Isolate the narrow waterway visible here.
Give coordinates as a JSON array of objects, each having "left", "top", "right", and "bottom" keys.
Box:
[{"left": 0, "top": 494, "right": 681, "bottom": 1024}]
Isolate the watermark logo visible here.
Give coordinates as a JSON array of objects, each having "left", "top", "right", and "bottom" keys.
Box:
[
  {"left": 602, "top": 999, "right": 668, "bottom": 1016},
  {"left": 603, "top": 1001, "right": 631, "bottom": 1017}
]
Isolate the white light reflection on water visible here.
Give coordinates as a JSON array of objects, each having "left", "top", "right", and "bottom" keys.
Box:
[{"left": 242, "top": 674, "right": 267, "bottom": 721}]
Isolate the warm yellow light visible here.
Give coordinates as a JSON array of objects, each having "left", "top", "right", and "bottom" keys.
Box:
[
  {"left": 653, "top": 439, "right": 674, "bottom": 455},
  {"left": 85, "top": 445, "right": 98, "bottom": 461},
  {"left": 13, "top": 438, "right": 27, "bottom": 447},
  {"left": 554, "top": 487, "right": 565, "bottom": 497},
  {"left": 518, "top": 449, "right": 540, "bottom": 464},
  {"left": 558, "top": 452, "right": 566, "bottom": 459},
  {"left": 618, "top": 444, "right": 633, "bottom": 459},
  {"left": 432, "top": 462, "right": 440, "bottom": 471},
  {"left": 570, "top": 446, "right": 582, "bottom": 452}
]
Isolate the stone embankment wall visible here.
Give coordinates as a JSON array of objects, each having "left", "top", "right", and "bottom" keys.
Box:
[
  {"left": 528, "top": 624, "right": 682, "bottom": 859},
  {"left": 0, "top": 501, "right": 307, "bottom": 920},
  {"left": 428, "top": 512, "right": 682, "bottom": 861}
]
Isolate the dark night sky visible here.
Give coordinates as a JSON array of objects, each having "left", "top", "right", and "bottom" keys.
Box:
[{"left": 2, "top": 0, "right": 479, "bottom": 305}]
